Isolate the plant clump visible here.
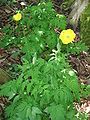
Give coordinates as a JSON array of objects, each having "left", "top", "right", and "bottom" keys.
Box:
[{"left": 0, "top": 1, "right": 89, "bottom": 120}]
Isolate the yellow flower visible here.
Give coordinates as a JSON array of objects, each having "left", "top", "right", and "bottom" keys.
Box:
[
  {"left": 59, "top": 29, "right": 76, "bottom": 44},
  {"left": 13, "top": 13, "right": 22, "bottom": 21}
]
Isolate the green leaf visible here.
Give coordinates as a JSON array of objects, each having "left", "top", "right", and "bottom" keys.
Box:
[
  {"left": 26, "top": 82, "right": 32, "bottom": 94},
  {"left": 32, "top": 107, "right": 42, "bottom": 115},
  {"left": 47, "top": 104, "right": 66, "bottom": 120}
]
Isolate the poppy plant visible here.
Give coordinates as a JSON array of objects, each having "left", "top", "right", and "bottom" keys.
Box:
[
  {"left": 59, "top": 29, "right": 76, "bottom": 44},
  {"left": 13, "top": 12, "right": 22, "bottom": 21}
]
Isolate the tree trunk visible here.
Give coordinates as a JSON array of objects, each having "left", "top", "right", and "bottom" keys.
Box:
[{"left": 69, "top": 0, "right": 89, "bottom": 27}]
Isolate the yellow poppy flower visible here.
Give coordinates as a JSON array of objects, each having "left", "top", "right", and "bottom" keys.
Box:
[
  {"left": 13, "top": 13, "right": 22, "bottom": 21},
  {"left": 59, "top": 29, "right": 76, "bottom": 44}
]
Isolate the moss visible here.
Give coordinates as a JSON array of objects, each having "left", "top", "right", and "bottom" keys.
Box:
[{"left": 80, "top": 3, "right": 90, "bottom": 49}]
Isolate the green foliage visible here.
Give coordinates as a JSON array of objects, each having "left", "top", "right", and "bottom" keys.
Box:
[
  {"left": 61, "top": 41, "right": 88, "bottom": 55},
  {"left": 0, "top": 1, "right": 89, "bottom": 120},
  {"left": 46, "top": 104, "right": 66, "bottom": 120},
  {"left": 0, "top": 1, "right": 87, "bottom": 61},
  {"left": 0, "top": 1, "right": 66, "bottom": 60},
  {"left": 0, "top": 49, "right": 80, "bottom": 120},
  {"left": 80, "top": 84, "right": 90, "bottom": 98}
]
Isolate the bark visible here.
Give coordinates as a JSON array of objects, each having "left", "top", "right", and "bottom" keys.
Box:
[{"left": 69, "top": 0, "right": 89, "bottom": 26}]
